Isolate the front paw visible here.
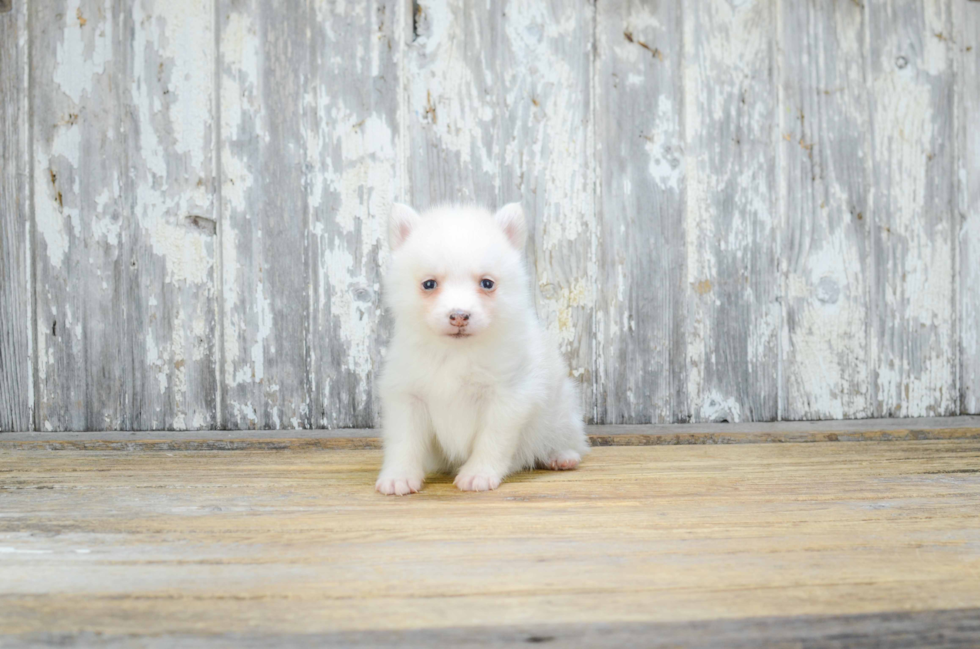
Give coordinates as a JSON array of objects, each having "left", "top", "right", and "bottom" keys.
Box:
[
  {"left": 375, "top": 475, "right": 423, "bottom": 496},
  {"left": 453, "top": 472, "right": 502, "bottom": 492}
]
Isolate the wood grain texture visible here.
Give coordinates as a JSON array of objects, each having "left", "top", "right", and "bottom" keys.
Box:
[
  {"left": 0, "top": 441, "right": 978, "bottom": 642},
  {"left": 594, "top": 0, "right": 687, "bottom": 424},
  {"left": 778, "top": 0, "right": 872, "bottom": 420},
  {"left": 219, "top": 0, "right": 400, "bottom": 430},
  {"left": 957, "top": 0, "right": 980, "bottom": 414},
  {"left": 683, "top": 0, "right": 779, "bottom": 423},
  {"left": 0, "top": 1, "right": 33, "bottom": 432},
  {"left": 61, "top": 609, "right": 976, "bottom": 648},
  {"left": 406, "top": 0, "right": 596, "bottom": 417},
  {"left": 866, "top": 0, "right": 957, "bottom": 418},
  {"left": 30, "top": 0, "right": 218, "bottom": 431}
]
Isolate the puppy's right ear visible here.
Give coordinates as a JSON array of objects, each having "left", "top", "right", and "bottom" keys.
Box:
[
  {"left": 494, "top": 202, "right": 527, "bottom": 250},
  {"left": 388, "top": 203, "right": 421, "bottom": 250}
]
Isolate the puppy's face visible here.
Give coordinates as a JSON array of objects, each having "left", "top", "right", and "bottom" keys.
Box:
[{"left": 385, "top": 203, "right": 528, "bottom": 341}]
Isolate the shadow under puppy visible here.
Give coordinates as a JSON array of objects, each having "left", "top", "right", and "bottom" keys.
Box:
[{"left": 376, "top": 202, "right": 590, "bottom": 495}]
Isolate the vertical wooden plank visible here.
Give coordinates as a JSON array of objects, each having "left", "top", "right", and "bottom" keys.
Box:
[
  {"left": 594, "top": 0, "right": 686, "bottom": 423},
  {"left": 307, "top": 0, "right": 402, "bottom": 428},
  {"left": 498, "top": 1, "right": 597, "bottom": 419},
  {"left": 778, "top": 0, "right": 871, "bottom": 420},
  {"left": 956, "top": 0, "right": 980, "bottom": 414},
  {"left": 408, "top": 0, "right": 596, "bottom": 417},
  {"left": 683, "top": 0, "right": 779, "bottom": 422},
  {"left": 32, "top": 0, "right": 218, "bottom": 431},
  {"left": 405, "top": 0, "right": 499, "bottom": 208},
  {"left": 219, "top": 0, "right": 400, "bottom": 429},
  {"left": 218, "top": 0, "right": 312, "bottom": 429},
  {"left": 0, "top": 0, "right": 33, "bottom": 431},
  {"left": 866, "top": 0, "right": 956, "bottom": 417}
]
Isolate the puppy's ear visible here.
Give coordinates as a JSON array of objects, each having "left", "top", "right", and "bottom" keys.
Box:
[
  {"left": 388, "top": 203, "right": 421, "bottom": 250},
  {"left": 494, "top": 202, "right": 526, "bottom": 250}
]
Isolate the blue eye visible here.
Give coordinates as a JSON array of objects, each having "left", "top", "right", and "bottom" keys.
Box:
[
  {"left": 480, "top": 278, "right": 495, "bottom": 290},
  {"left": 422, "top": 279, "right": 437, "bottom": 290}
]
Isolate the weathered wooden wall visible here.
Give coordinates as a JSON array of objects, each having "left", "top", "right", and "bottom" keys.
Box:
[
  {"left": 0, "top": 0, "right": 977, "bottom": 432},
  {"left": 0, "top": 0, "right": 33, "bottom": 432}
]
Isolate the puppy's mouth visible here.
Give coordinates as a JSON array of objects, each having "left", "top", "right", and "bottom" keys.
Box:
[{"left": 448, "top": 331, "right": 471, "bottom": 338}]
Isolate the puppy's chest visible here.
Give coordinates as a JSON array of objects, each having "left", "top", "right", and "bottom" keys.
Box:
[
  {"left": 427, "top": 395, "right": 481, "bottom": 460},
  {"left": 422, "top": 364, "right": 497, "bottom": 459}
]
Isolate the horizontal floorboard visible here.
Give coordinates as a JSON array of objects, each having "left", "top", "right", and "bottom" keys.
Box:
[{"left": 1, "top": 440, "right": 979, "bottom": 646}]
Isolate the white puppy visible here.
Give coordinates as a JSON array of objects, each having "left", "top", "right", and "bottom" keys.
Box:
[{"left": 375, "top": 202, "right": 589, "bottom": 495}]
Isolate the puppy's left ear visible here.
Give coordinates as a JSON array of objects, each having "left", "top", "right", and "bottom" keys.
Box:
[{"left": 494, "top": 202, "right": 526, "bottom": 250}]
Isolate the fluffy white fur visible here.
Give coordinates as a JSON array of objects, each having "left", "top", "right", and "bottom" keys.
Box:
[{"left": 375, "top": 202, "right": 589, "bottom": 495}]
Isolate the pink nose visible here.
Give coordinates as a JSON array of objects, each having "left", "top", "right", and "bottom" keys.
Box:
[{"left": 449, "top": 311, "right": 470, "bottom": 328}]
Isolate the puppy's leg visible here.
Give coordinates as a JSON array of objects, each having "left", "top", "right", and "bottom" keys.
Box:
[
  {"left": 454, "top": 398, "right": 528, "bottom": 492},
  {"left": 376, "top": 395, "right": 431, "bottom": 496},
  {"left": 539, "top": 378, "right": 589, "bottom": 471}
]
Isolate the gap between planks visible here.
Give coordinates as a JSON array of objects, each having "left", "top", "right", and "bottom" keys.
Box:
[{"left": 1, "top": 416, "right": 978, "bottom": 451}]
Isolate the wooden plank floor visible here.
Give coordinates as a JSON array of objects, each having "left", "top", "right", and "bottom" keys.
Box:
[{"left": 1, "top": 440, "right": 979, "bottom": 646}]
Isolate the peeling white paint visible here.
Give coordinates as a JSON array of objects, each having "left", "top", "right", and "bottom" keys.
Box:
[
  {"left": 870, "top": 10, "right": 955, "bottom": 417},
  {"left": 699, "top": 390, "right": 742, "bottom": 423},
  {"left": 155, "top": 0, "right": 213, "bottom": 175},
  {"left": 53, "top": 0, "right": 112, "bottom": 104},
  {"left": 145, "top": 334, "right": 169, "bottom": 396},
  {"left": 29, "top": 0, "right": 219, "bottom": 432},
  {"left": 35, "top": 117, "right": 82, "bottom": 268},
  {"left": 921, "top": 0, "right": 949, "bottom": 76},
  {"left": 960, "top": 0, "right": 980, "bottom": 413},
  {"left": 25, "top": 220, "right": 35, "bottom": 419},
  {"left": 501, "top": 0, "right": 596, "bottom": 381},
  {"left": 645, "top": 95, "right": 683, "bottom": 192},
  {"left": 682, "top": 0, "right": 777, "bottom": 421},
  {"left": 220, "top": 5, "right": 263, "bottom": 403},
  {"left": 222, "top": 227, "right": 243, "bottom": 388},
  {"left": 410, "top": 0, "right": 497, "bottom": 187},
  {"left": 149, "top": 222, "right": 212, "bottom": 286},
  {"left": 250, "top": 271, "right": 273, "bottom": 384}
]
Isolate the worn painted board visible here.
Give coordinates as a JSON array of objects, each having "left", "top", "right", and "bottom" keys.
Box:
[
  {"left": 218, "top": 0, "right": 313, "bottom": 429},
  {"left": 404, "top": 0, "right": 499, "bottom": 208},
  {"left": 307, "top": 0, "right": 402, "bottom": 428},
  {"left": 1, "top": 441, "right": 979, "bottom": 642},
  {"left": 957, "top": 0, "right": 980, "bottom": 414},
  {"left": 406, "top": 0, "right": 597, "bottom": 418},
  {"left": 778, "top": 0, "right": 872, "bottom": 420},
  {"left": 219, "top": 0, "right": 400, "bottom": 429},
  {"left": 682, "top": 0, "right": 779, "bottom": 422},
  {"left": 0, "top": 2, "right": 33, "bottom": 432},
  {"left": 594, "top": 0, "right": 686, "bottom": 424},
  {"left": 493, "top": 0, "right": 596, "bottom": 412},
  {"left": 7, "top": 0, "right": 979, "bottom": 430},
  {"left": 31, "top": 0, "right": 218, "bottom": 431},
  {"left": 866, "top": 0, "right": 957, "bottom": 418}
]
